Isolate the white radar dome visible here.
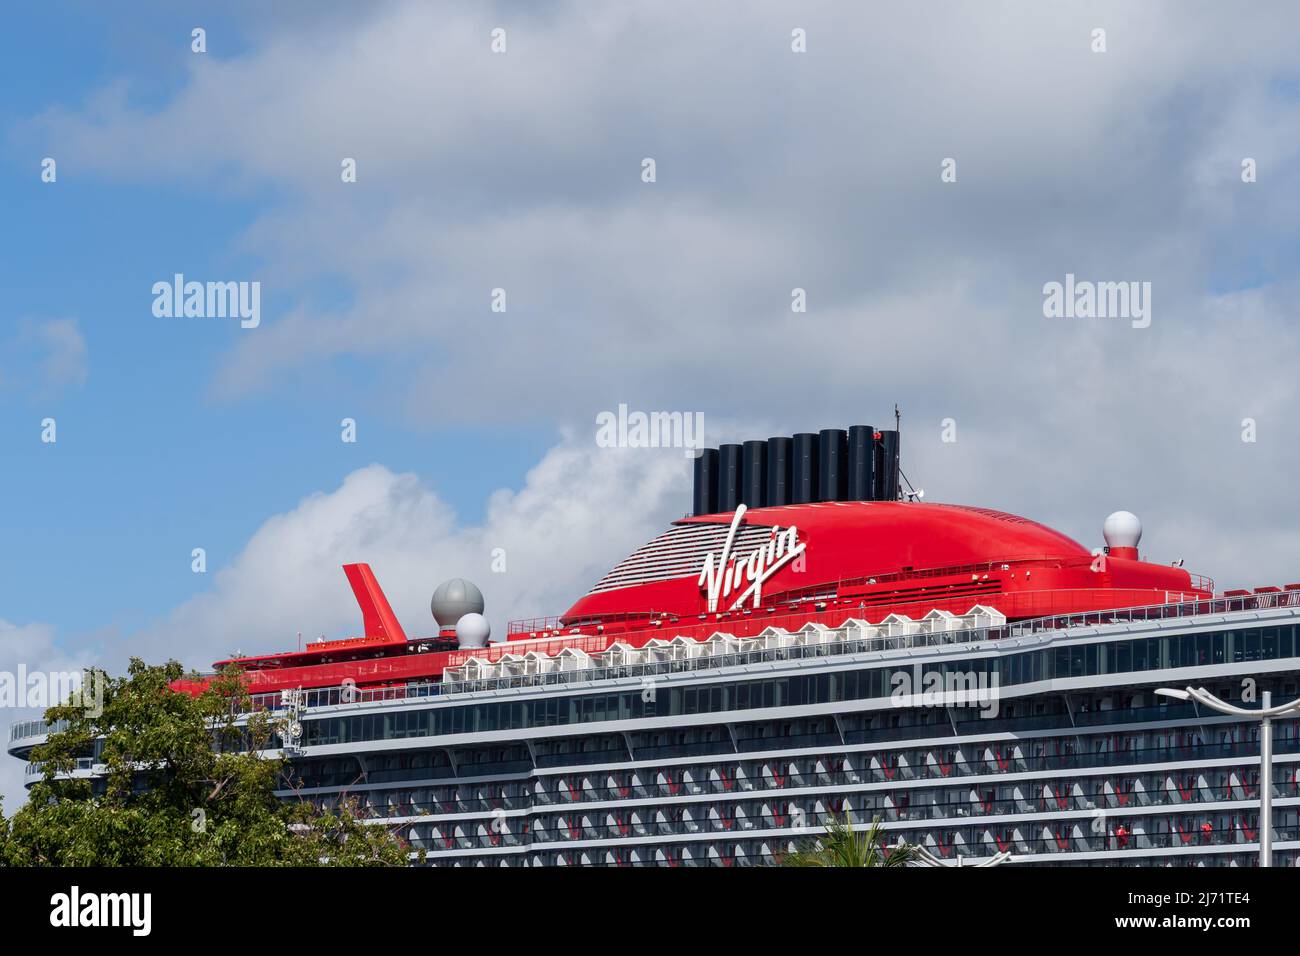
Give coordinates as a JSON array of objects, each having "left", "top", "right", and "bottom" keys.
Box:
[
  {"left": 455, "top": 612, "right": 491, "bottom": 649},
  {"left": 1102, "top": 511, "right": 1142, "bottom": 549},
  {"left": 431, "top": 578, "right": 485, "bottom": 628}
]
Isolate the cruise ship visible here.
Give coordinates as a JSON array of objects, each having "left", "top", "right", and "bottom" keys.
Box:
[{"left": 10, "top": 424, "right": 1300, "bottom": 867}]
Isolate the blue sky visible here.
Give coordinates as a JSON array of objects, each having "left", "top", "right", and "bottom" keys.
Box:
[
  {"left": 4, "top": 4, "right": 1300, "bottom": 814},
  {"left": 0, "top": 3, "right": 562, "bottom": 646}
]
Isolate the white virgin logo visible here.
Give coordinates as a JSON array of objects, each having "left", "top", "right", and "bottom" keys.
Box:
[{"left": 697, "top": 504, "right": 805, "bottom": 613}]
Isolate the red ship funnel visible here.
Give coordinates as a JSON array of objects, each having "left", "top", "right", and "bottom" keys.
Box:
[{"left": 343, "top": 563, "right": 408, "bottom": 643}]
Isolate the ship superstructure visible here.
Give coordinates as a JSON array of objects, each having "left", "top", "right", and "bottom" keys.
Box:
[{"left": 12, "top": 423, "right": 1300, "bottom": 866}]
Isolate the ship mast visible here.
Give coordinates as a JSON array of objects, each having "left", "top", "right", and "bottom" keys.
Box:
[{"left": 895, "top": 403, "right": 922, "bottom": 501}]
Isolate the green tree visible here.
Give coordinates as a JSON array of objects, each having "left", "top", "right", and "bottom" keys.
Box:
[
  {"left": 780, "top": 813, "right": 917, "bottom": 867},
  {"left": 0, "top": 658, "right": 418, "bottom": 866}
]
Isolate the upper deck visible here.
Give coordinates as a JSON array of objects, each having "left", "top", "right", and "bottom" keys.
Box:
[{"left": 169, "top": 500, "right": 1216, "bottom": 700}]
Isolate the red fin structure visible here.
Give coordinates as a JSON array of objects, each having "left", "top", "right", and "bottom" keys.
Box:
[{"left": 344, "top": 563, "right": 408, "bottom": 644}]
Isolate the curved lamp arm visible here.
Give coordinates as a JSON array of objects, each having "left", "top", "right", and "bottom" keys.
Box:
[
  {"left": 899, "top": 837, "right": 1013, "bottom": 867},
  {"left": 1156, "top": 686, "right": 1300, "bottom": 719}
]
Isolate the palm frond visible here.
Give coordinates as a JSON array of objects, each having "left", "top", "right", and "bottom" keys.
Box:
[{"left": 778, "top": 812, "right": 917, "bottom": 867}]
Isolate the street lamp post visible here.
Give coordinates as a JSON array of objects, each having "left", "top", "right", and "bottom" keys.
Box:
[{"left": 1155, "top": 685, "right": 1300, "bottom": 867}]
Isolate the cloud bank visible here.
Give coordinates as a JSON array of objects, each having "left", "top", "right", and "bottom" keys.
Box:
[
  {"left": 133, "top": 435, "right": 688, "bottom": 669},
  {"left": 19, "top": 2, "right": 1300, "bottom": 584}
]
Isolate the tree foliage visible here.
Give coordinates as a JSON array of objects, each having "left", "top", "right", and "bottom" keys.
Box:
[
  {"left": 0, "top": 659, "right": 417, "bottom": 866},
  {"left": 780, "top": 813, "right": 917, "bottom": 867}
]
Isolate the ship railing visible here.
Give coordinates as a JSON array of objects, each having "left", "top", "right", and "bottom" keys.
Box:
[
  {"left": 241, "top": 630, "right": 978, "bottom": 712},
  {"left": 23, "top": 756, "right": 96, "bottom": 779},
  {"left": 1004, "top": 585, "right": 1300, "bottom": 638},
  {"left": 751, "top": 561, "right": 1216, "bottom": 612},
  {"left": 508, "top": 611, "right": 672, "bottom": 636},
  {"left": 435, "top": 588, "right": 1300, "bottom": 700},
  {"left": 237, "top": 617, "right": 1119, "bottom": 710},
  {"left": 7, "top": 718, "right": 68, "bottom": 744},
  {"left": 436, "top": 628, "right": 1011, "bottom": 697},
  {"left": 765, "top": 555, "right": 1074, "bottom": 606},
  {"left": 221, "top": 584, "right": 1300, "bottom": 715}
]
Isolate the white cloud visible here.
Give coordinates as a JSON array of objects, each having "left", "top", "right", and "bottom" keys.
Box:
[
  {"left": 0, "top": 318, "right": 88, "bottom": 398},
  {"left": 30, "top": 319, "right": 88, "bottom": 392},
  {"left": 134, "top": 434, "right": 688, "bottom": 669},
  {"left": 24, "top": 1, "right": 1300, "bottom": 427}
]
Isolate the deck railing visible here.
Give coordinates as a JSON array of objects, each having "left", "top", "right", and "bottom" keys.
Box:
[
  {"left": 244, "top": 587, "right": 1300, "bottom": 713},
  {"left": 11, "top": 586, "right": 1300, "bottom": 741}
]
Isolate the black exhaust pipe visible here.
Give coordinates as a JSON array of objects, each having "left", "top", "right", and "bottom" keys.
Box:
[
  {"left": 766, "top": 436, "right": 792, "bottom": 506},
  {"left": 874, "top": 429, "right": 900, "bottom": 501},
  {"left": 791, "top": 433, "right": 819, "bottom": 504},
  {"left": 692, "top": 448, "right": 719, "bottom": 515},
  {"left": 740, "top": 440, "right": 767, "bottom": 508},
  {"left": 846, "top": 424, "right": 875, "bottom": 500},
  {"left": 718, "top": 443, "right": 743, "bottom": 511},
  {"left": 818, "top": 428, "right": 848, "bottom": 502}
]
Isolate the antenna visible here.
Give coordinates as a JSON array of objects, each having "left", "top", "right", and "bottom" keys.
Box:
[
  {"left": 894, "top": 404, "right": 901, "bottom": 499},
  {"left": 895, "top": 403, "right": 924, "bottom": 502}
]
